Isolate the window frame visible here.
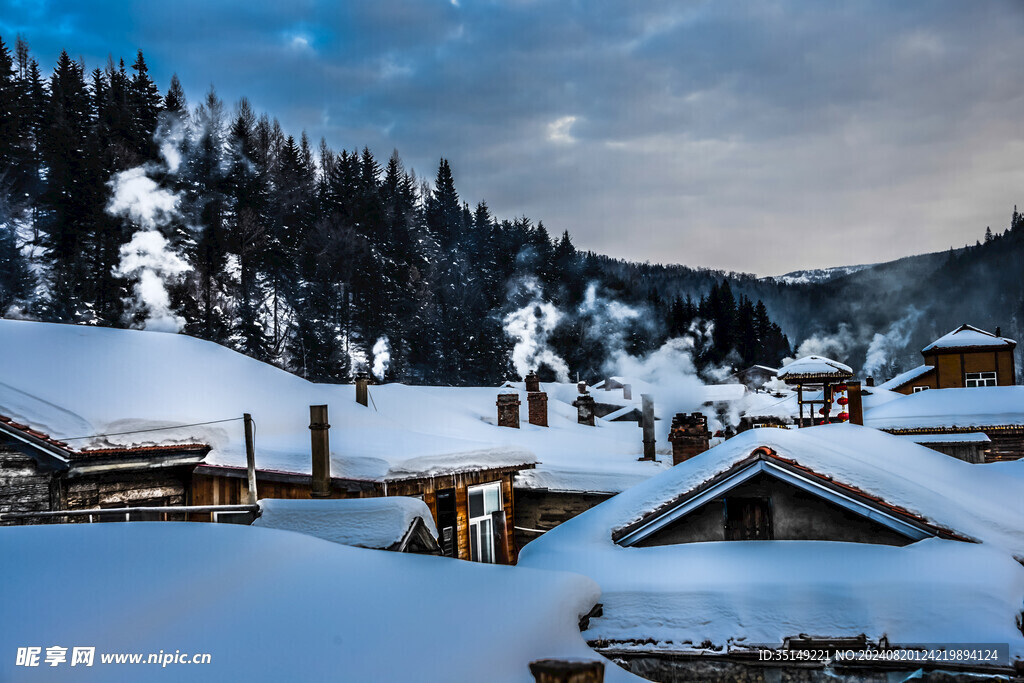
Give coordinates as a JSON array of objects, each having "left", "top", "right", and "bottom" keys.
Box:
[
  {"left": 467, "top": 481, "right": 503, "bottom": 563},
  {"left": 964, "top": 371, "right": 997, "bottom": 387}
]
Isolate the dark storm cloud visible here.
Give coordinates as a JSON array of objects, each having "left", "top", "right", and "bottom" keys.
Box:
[{"left": 3, "top": 0, "right": 1024, "bottom": 274}]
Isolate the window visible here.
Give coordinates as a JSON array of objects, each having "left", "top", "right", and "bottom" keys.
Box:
[
  {"left": 912, "top": 386, "right": 929, "bottom": 393},
  {"left": 724, "top": 497, "right": 773, "bottom": 540},
  {"left": 964, "top": 372, "right": 997, "bottom": 387},
  {"left": 468, "top": 482, "right": 502, "bottom": 563}
]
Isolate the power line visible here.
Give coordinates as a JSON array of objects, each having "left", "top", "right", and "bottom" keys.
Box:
[{"left": 60, "top": 417, "right": 244, "bottom": 441}]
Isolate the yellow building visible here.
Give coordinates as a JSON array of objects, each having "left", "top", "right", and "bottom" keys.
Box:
[{"left": 880, "top": 324, "right": 1017, "bottom": 394}]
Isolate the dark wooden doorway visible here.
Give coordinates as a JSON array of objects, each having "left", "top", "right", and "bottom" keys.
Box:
[
  {"left": 725, "top": 497, "right": 773, "bottom": 540},
  {"left": 435, "top": 488, "right": 457, "bottom": 557}
]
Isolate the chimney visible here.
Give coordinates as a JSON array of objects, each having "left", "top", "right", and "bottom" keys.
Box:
[
  {"left": 573, "top": 393, "right": 596, "bottom": 426},
  {"left": 355, "top": 372, "right": 370, "bottom": 407},
  {"left": 639, "top": 394, "right": 656, "bottom": 460},
  {"left": 622, "top": 383, "right": 632, "bottom": 401},
  {"left": 668, "top": 412, "right": 710, "bottom": 465},
  {"left": 847, "top": 380, "right": 864, "bottom": 426},
  {"left": 577, "top": 381, "right": 587, "bottom": 394},
  {"left": 497, "top": 391, "right": 521, "bottom": 428},
  {"left": 309, "top": 405, "right": 331, "bottom": 497},
  {"left": 525, "top": 371, "right": 541, "bottom": 393},
  {"left": 865, "top": 376, "right": 874, "bottom": 387},
  {"left": 527, "top": 391, "right": 548, "bottom": 428}
]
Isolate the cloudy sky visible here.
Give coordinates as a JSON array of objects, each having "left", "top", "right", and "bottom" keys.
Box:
[{"left": 4, "top": 1, "right": 1024, "bottom": 275}]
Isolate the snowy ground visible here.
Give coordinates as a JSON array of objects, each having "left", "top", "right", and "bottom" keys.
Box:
[{"left": 0, "top": 522, "right": 639, "bottom": 682}]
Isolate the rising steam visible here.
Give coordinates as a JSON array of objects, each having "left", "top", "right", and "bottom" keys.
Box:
[
  {"left": 503, "top": 279, "right": 571, "bottom": 381},
  {"left": 107, "top": 115, "right": 191, "bottom": 333},
  {"left": 112, "top": 230, "right": 189, "bottom": 332},
  {"left": 372, "top": 335, "right": 391, "bottom": 380}
]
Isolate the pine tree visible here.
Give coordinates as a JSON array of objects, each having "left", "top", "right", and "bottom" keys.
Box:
[
  {"left": 40, "top": 50, "right": 94, "bottom": 320},
  {"left": 129, "top": 50, "right": 162, "bottom": 158}
]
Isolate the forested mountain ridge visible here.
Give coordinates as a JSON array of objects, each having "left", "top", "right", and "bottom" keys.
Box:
[
  {"left": 0, "top": 38, "right": 791, "bottom": 385},
  {"left": 1, "top": 38, "right": 1020, "bottom": 386}
]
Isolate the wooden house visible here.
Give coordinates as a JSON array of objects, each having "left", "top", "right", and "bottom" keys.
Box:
[
  {"left": 517, "top": 424, "right": 1024, "bottom": 680},
  {"left": 879, "top": 324, "right": 1017, "bottom": 394},
  {"left": 0, "top": 416, "right": 208, "bottom": 524},
  {"left": 864, "top": 385, "right": 1024, "bottom": 461},
  {"left": 192, "top": 451, "right": 532, "bottom": 564},
  {"left": 722, "top": 364, "right": 779, "bottom": 391}
]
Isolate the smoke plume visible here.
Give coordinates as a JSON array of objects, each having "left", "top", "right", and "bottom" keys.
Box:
[
  {"left": 862, "top": 307, "right": 923, "bottom": 377},
  {"left": 372, "top": 336, "right": 391, "bottom": 380},
  {"left": 503, "top": 278, "right": 571, "bottom": 381},
  {"left": 107, "top": 118, "right": 191, "bottom": 333},
  {"left": 112, "top": 230, "right": 189, "bottom": 333}
]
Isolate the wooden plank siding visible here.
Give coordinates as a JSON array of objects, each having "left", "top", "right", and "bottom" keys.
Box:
[
  {"left": 0, "top": 447, "right": 59, "bottom": 524},
  {"left": 191, "top": 465, "right": 527, "bottom": 563}
]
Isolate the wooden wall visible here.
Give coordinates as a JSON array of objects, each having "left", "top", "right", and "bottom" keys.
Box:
[
  {"left": 0, "top": 447, "right": 59, "bottom": 524},
  {"left": 192, "top": 467, "right": 522, "bottom": 563},
  {"left": 924, "top": 348, "right": 1016, "bottom": 389},
  {"left": 513, "top": 489, "right": 613, "bottom": 553},
  {"left": 985, "top": 429, "right": 1024, "bottom": 462}
]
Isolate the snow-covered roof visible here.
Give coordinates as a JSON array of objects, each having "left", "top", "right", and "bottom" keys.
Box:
[
  {"left": 876, "top": 364, "right": 934, "bottom": 391},
  {"left": 864, "top": 386, "right": 1024, "bottom": 431},
  {"left": 253, "top": 497, "right": 439, "bottom": 550},
  {"left": 922, "top": 324, "right": 1016, "bottom": 353},
  {"left": 0, "top": 321, "right": 675, "bottom": 492},
  {"left": 776, "top": 355, "right": 853, "bottom": 380},
  {"left": 702, "top": 383, "right": 746, "bottom": 402},
  {"left": 0, "top": 321, "right": 537, "bottom": 482},
  {"left": 518, "top": 425, "right": 1024, "bottom": 657},
  {"left": 0, "top": 522, "right": 637, "bottom": 682},
  {"left": 892, "top": 432, "right": 991, "bottom": 445}
]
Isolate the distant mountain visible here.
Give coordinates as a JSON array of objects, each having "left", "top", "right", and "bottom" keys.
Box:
[{"left": 766, "top": 263, "right": 876, "bottom": 286}]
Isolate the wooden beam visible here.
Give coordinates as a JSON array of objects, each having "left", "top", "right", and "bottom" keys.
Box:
[{"left": 244, "top": 413, "right": 258, "bottom": 505}]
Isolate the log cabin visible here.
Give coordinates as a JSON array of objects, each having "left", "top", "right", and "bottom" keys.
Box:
[{"left": 0, "top": 416, "right": 207, "bottom": 524}]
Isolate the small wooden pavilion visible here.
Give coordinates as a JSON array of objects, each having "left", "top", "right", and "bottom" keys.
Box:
[{"left": 776, "top": 356, "right": 855, "bottom": 427}]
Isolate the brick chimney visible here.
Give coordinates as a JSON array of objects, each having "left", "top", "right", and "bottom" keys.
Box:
[
  {"left": 523, "top": 371, "right": 548, "bottom": 427},
  {"left": 355, "top": 372, "right": 370, "bottom": 407},
  {"left": 865, "top": 376, "right": 874, "bottom": 387},
  {"left": 497, "top": 391, "right": 521, "bottom": 428},
  {"left": 577, "top": 381, "right": 587, "bottom": 394},
  {"left": 847, "top": 380, "right": 864, "bottom": 426},
  {"left": 573, "top": 393, "right": 596, "bottom": 426},
  {"left": 668, "top": 412, "right": 710, "bottom": 465},
  {"left": 309, "top": 405, "right": 331, "bottom": 497},
  {"left": 525, "top": 371, "right": 541, "bottom": 393}
]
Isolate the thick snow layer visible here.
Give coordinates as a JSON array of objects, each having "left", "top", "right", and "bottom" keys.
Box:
[
  {"left": 0, "top": 321, "right": 681, "bottom": 492},
  {"left": 518, "top": 425, "right": 1024, "bottom": 655},
  {"left": 892, "top": 432, "right": 990, "bottom": 445},
  {"left": 526, "top": 539, "right": 1024, "bottom": 654},
  {"left": 923, "top": 324, "right": 1015, "bottom": 352},
  {"left": 876, "top": 364, "right": 934, "bottom": 390},
  {"left": 777, "top": 355, "right": 853, "bottom": 379},
  {"left": 865, "top": 386, "right": 1024, "bottom": 430},
  {"left": 0, "top": 321, "right": 678, "bottom": 489},
  {"left": 253, "top": 497, "right": 438, "bottom": 549},
  {"left": 0, "top": 523, "right": 637, "bottom": 682}
]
